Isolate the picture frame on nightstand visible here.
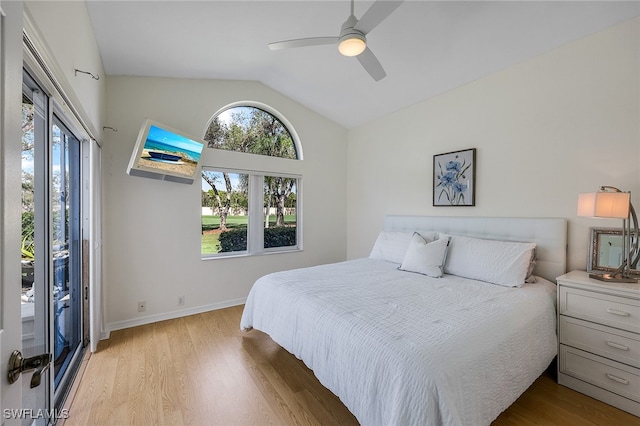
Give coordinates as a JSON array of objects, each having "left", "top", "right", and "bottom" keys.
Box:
[{"left": 588, "top": 227, "right": 640, "bottom": 278}]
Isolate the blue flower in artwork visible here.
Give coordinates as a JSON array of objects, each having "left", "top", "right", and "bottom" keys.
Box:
[
  {"left": 453, "top": 181, "right": 467, "bottom": 194},
  {"left": 440, "top": 171, "right": 457, "bottom": 187},
  {"left": 445, "top": 161, "right": 462, "bottom": 173}
]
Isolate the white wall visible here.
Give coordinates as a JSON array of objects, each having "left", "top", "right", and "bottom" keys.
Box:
[
  {"left": 24, "top": 0, "right": 106, "bottom": 138},
  {"left": 103, "top": 76, "right": 347, "bottom": 331},
  {"left": 347, "top": 17, "right": 640, "bottom": 273}
]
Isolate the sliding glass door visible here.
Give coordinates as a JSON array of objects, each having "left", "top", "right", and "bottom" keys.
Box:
[{"left": 21, "top": 68, "right": 86, "bottom": 416}]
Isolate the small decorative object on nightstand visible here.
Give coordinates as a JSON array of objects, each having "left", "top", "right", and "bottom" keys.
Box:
[{"left": 557, "top": 270, "right": 640, "bottom": 417}]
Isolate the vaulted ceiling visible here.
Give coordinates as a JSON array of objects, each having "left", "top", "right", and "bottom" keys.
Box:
[{"left": 86, "top": 1, "right": 639, "bottom": 128}]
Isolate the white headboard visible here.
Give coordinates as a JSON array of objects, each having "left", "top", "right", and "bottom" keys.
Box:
[{"left": 384, "top": 216, "right": 567, "bottom": 282}]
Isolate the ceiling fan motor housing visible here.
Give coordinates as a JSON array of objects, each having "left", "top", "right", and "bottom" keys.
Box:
[{"left": 338, "top": 15, "right": 366, "bottom": 56}]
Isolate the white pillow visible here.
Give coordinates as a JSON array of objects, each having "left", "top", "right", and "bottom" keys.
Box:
[
  {"left": 443, "top": 234, "right": 536, "bottom": 287},
  {"left": 400, "top": 233, "right": 450, "bottom": 278},
  {"left": 369, "top": 231, "right": 414, "bottom": 264},
  {"left": 369, "top": 231, "right": 439, "bottom": 264}
]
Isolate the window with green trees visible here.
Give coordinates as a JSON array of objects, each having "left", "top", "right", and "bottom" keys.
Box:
[{"left": 201, "top": 105, "right": 300, "bottom": 257}]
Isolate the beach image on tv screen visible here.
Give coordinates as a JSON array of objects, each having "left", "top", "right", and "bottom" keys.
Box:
[{"left": 138, "top": 125, "right": 204, "bottom": 177}]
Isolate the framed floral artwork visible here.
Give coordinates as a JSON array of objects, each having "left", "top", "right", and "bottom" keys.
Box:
[{"left": 433, "top": 148, "right": 476, "bottom": 206}]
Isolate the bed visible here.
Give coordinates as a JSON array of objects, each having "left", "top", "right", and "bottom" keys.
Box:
[{"left": 241, "top": 216, "right": 567, "bottom": 425}]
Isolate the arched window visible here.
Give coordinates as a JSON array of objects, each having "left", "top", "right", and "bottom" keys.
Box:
[
  {"left": 204, "top": 105, "right": 300, "bottom": 159},
  {"left": 201, "top": 104, "right": 302, "bottom": 258}
]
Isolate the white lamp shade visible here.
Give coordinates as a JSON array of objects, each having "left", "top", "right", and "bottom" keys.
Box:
[
  {"left": 577, "top": 191, "right": 630, "bottom": 219},
  {"left": 338, "top": 35, "right": 366, "bottom": 57}
]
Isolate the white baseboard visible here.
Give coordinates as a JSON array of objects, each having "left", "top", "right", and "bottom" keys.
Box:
[{"left": 100, "top": 297, "right": 247, "bottom": 340}]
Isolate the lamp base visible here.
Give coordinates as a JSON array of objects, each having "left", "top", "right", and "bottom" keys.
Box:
[{"left": 589, "top": 272, "right": 638, "bottom": 283}]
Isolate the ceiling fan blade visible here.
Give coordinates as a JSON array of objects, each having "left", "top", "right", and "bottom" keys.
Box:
[
  {"left": 268, "top": 37, "right": 338, "bottom": 50},
  {"left": 354, "top": 0, "right": 404, "bottom": 35},
  {"left": 356, "top": 47, "right": 386, "bottom": 81}
]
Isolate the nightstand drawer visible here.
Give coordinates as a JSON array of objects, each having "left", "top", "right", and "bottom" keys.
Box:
[
  {"left": 559, "top": 316, "right": 640, "bottom": 368},
  {"left": 559, "top": 286, "right": 640, "bottom": 333},
  {"left": 560, "top": 345, "right": 640, "bottom": 403}
]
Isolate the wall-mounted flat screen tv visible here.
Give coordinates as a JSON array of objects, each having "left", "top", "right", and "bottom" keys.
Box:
[{"left": 126, "top": 119, "right": 205, "bottom": 184}]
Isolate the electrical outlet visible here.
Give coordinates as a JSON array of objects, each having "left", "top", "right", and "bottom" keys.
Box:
[
  {"left": 137, "top": 301, "right": 146, "bottom": 312},
  {"left": 178, "top": 295, "right": 185, "bottom": 306}
]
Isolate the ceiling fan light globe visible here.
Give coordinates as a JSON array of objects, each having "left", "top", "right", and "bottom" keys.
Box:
[{"left": 338, "top": 35, "right": 366, "bottom": 57}]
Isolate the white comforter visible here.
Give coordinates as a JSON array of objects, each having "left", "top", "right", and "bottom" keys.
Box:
[{"left": 240, "top": 258, "right": 557, "bottom": 426}]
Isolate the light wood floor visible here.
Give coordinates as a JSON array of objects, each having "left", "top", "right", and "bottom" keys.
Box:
[{"left": 63, "top": 305, "right": 639, "bottom": 425}]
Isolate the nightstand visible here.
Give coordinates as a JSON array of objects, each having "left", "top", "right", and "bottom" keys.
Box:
[{"left": 557, "top": 270, "right": 640, "bottom": 417}]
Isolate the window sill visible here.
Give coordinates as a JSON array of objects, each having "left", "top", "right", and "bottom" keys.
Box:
[{"left": 201, "top": 246, "right": 302, "bottom": 261}]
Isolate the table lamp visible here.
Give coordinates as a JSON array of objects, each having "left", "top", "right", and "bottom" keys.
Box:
[{"left": 577, "top": 186, "right": 639, "bottom": 283}]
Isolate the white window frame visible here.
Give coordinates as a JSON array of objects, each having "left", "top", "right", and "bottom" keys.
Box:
[
  {"left": 260, "top": 172, "right": 303, "bottom": 254},
  {"left": 201, "top": 166, "right": 302, "bottom": 260}
]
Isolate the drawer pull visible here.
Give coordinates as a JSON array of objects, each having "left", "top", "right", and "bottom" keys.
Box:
[
  {"left": 606, "top": 341, "right": 630, "bottom": 351},
  {"left": 606, "top": 373, "right": 629, "bottom": 385},
  {"left": 606, "top": 308, "right": 631, "bottom": 317}
]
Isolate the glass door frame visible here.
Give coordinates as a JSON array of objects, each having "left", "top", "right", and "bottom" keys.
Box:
[
  {"left": 21, "top": 68, "right": 53, "bottom": 423},
  {"left": 49, "top": 116, "right": 85, "bottom": 409}
]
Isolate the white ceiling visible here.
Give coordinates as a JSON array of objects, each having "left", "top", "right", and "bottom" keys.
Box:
[{"left": 86, "top": 1, "right": 640, "bottom": 129}]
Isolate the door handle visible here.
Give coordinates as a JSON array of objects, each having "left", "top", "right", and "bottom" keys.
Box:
[{"left": 7, "top": 350, "right": 52, "bottom": 388}]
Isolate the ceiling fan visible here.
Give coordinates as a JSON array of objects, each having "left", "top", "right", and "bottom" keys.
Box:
[{"left": 268, "top": 0, "right": 405, "bottom": 81}]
